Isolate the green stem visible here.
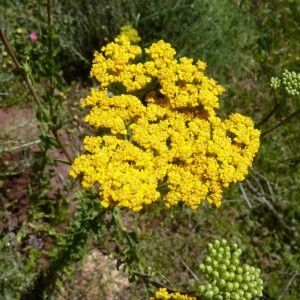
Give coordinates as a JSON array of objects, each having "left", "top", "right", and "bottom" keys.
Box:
[
  {"left": 157, "top": 182, "right": 167, "bottom": 189},
  {"left": 256, "top": 93, "right": 281, "bottom": 129},
  {"left": 261, "top": 108, "right": 300, "bottom": 137},
  {"left": 113, "top": 208, "right": 127, "bottom": 233},
  {"left": 132, "top": 270, "right": 200, "bottom": 298},
  {"left": 46, "top": 0, "right": 54, "bottom": 94},
  {"left": 113, "top": 208, "right": 136, "bottom": 248},
  {"left": 0, "top": 29, "right": 42, "bottom": 107},
  {"left": 135, "top": 78, "right": 159, "bottom": 101},
  {"left": 0, "top": 28, "right": 73, "bottom": 164},
  {"left": 133, "top": 270, "right": 169, "bottom": 290}
]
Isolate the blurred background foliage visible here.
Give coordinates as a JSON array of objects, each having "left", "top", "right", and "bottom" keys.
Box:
[{"left": 0, "top": 0, "right": 300, "bottom": 299}]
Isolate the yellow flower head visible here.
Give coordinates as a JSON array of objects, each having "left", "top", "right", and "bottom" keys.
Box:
[
  {"left": 149, "top": 288, "right": 197, "bottom": 300},
  {"left": 70, "top": 34, "right": 260, "bottom": 211},
  {"left": 117, "top": 25, "right": 141, "bottom": 43}
]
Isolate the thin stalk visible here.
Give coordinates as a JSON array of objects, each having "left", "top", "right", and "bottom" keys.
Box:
[
  {"left": 256, "top": 93, "right": 281, "bottom": 129},
  {"left": 132, "top": 270, "right": 172, "bottom": 290},
  {"left": 261, "top": 108, "right": 300, "bottom": 137},
  {"left": 113, "top": 208, "right": 136, "bottom": 248},
  {"left": 0, "top": 29, "right": 42, "bottom": 107},
  {"left": 0, "top": 29, "right": 73, "bottom": 164},
  {"left": 113, "top": 209, "right": 128, "bottom": 233},
  {"left": 132, "top": 270, "right": 200, "bottom": 298},
  {"left": 47, "top": 0, "right": 53, "bottom": 85},
  {"left": 46, "top": 0, "right": 54, "bottom": 118}
]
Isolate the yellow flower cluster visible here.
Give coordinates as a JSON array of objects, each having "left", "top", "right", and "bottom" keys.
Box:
[
  {"left": 149, "top": 288, "right": 196, "bottom": 300},
  {"left": 117, "top": 25, "right": 141, "bottom": 43},
  {"left": 69, "top": 35, "right": 260, "bottom": 211}
]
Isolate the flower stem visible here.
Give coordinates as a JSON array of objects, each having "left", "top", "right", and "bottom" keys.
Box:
[
  {"left": 256, "top": 93, "right": 281, "bottom": 129},
  {"left": 0, "top": 28, "right": 73, "bottom": 164},
  {"left": 261, "top": 108, "right": 300, "bottom": 137},
  {"left": 0, "top": 29, "right": 42, "bottom": 107}
]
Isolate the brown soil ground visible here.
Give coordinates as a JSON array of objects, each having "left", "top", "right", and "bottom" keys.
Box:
[{"left": 0, "top": 107, "right": 70, "bottom": 231}]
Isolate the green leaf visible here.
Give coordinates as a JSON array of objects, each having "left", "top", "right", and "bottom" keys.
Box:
[
  {"left": 36, "top": 107, "right": 51, "bottom": 123},
  {"left": 128, "top": 230, "right": 139, "bottom": 244},
  {"left": 40, "top": 132, "right": 60, "bottom": 148},
  {"left": 55, "top": 159, "right": 71, "bottom": 165}
]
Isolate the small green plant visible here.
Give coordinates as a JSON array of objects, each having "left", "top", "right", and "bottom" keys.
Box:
[{"left": 1, "top": 1, "right": 72, "bottom": 297}]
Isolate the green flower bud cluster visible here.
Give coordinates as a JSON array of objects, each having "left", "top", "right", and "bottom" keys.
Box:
[
  {"left": 270, "top": 70, "right": 300, "bottom": 96},
  {"left": 270, "top": 77, "right": 281, "bottom": 90},
  {"left": 197, "top": 239, "right": 263, "bottom": 300},
  {"left": 282, "top": 69, "right": 300, "bottom": 96}
]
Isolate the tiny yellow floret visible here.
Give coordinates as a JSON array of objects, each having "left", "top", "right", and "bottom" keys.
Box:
[
  {"left": 117, "top": 25, "right": 141, "bottom": 43},
  {"left": 149, "top": 288, "right": 197, "bottom": 300}
]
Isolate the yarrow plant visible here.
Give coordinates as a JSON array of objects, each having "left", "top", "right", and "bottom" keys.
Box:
[{"left": 69, "top": 32, "right": 261, "bottom": 212}]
